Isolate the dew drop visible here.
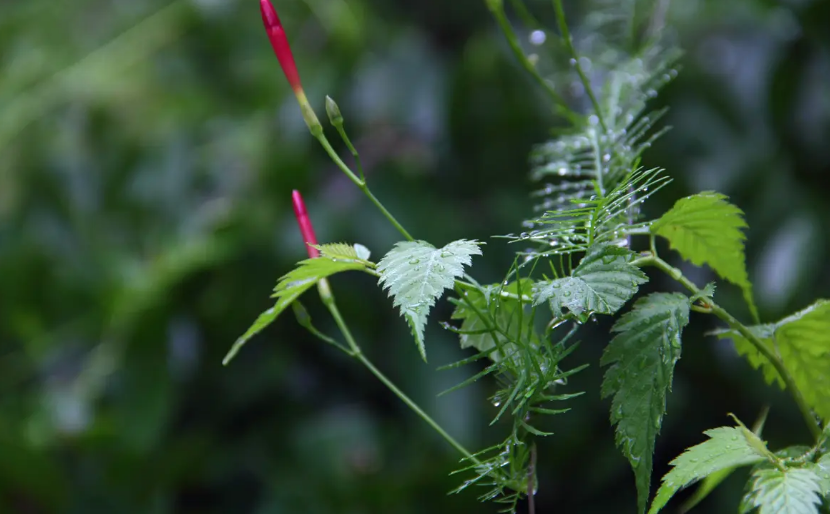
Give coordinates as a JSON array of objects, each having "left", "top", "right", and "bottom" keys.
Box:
[
  {"left": 529, "top": 30, "right": 546, "bottom": 46},
  {"left": 409, "top": 258, "right": 420, "bottom": 265}
]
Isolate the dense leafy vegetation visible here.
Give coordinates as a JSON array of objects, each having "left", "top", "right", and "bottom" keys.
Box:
[{"left": 3, "top": 0, "right": 830, "bottom": 513}]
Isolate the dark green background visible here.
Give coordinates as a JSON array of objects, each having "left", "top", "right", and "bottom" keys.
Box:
[{"left": 1, "top": 0, "right": 828, "bottom": 512}]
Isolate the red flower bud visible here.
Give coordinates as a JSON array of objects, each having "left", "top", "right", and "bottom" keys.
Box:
[
  {"left": 291, "top": 190, "right": 320, "bottom": 258},
  {"left": 260, "top": 0, "right": 302, "bottom": 94},
  {"left": 260, "top": 0, "right": 322, "bottom": 135}
]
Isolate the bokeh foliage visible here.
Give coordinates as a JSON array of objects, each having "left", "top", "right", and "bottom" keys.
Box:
[{"left": 1, "top": 0, "right": 829, "bottom": 512}]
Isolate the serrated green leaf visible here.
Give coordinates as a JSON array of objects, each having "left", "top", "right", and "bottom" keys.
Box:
[
  {"left": 533, "top": 244, "right": 647, "bottom": 318},
  {"left": 451, "top": 280, "right": 535, "bottom": 363},
  {"left": 691, "top": 282, "right": 717, "bottom": 305},
  {"left": 312, "top": 242, "right": 372, "bottom": 263},
  {"left": 651, "top": 192, "right": 758, "bottom": 322},
  {"left": 377, "top": 240, "right": 483, "bottom": 361},
  {"left": 601, "top": 292, "right": 690, "bottom": 514},
  {"left": 745, "top": 467, "right": 823, "bottom": 514},
  {"left": 223, "top": 257, "right": 368, "bottom": 365},
  {"left": 717, "top": 301, "right": 830, "bottom": 421},
  {"left": 649, "top": 426, "right": 770, "bottom": 514}
]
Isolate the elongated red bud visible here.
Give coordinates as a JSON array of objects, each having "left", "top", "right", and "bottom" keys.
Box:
[
  {"left": 260, "top": 0, "right": 301, "bottom": 93},
  {"left": 260, "top": 0, "right": 322, "bottom": 135},
  {"left": 291, "top": 190, "right": 320, "bottom": 258}
]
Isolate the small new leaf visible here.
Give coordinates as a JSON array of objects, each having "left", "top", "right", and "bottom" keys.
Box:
[
  {"left": 651, "top": 192, "right": 758, "bottom": 321},
  {"left": 377, "top": 240, "right": 483, "bottom": 361},
  {"left": 312, "top": 242, "right": 372, "bottom": 263},
  {"left": 745, "top": 467, "right": 823, "bottom": 514},
  {"left": 601, "top": 292, "right": 690, "bottom": 514},
  {"left": 533, "top": 244, "right": 647, "bottom": 318},
  {"left": 223, "top": 257, "right": 368, "bottom": 365},
  {"left": 717, "top": 300, "right": 830, "bottom": 421}
]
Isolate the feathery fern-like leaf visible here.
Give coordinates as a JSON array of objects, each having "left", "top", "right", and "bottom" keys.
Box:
[
  {"left": 377, "top": 239, "right": 483, "bottom": 361},
  {"left": 601, "top": 292, "right": 690, "bottom": 514},
  {"left": 517, "top": 166, "right": 670, "bottom": 256},
  {"left": 450, "top": 279, "right": 535, "bottom": 363}
]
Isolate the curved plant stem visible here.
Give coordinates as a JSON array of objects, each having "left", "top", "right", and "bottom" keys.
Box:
[
  {"left": 485, "top": 0, "right": 568, "bottom": 110},
  {"left": 314, "top": 133, "right": 414, "bottom": 242},
  {"left": 633, "top": 253, "right": 822, "bottom": 441},
  {"left": 333, "top": 123, "right": 366, "bottom": 183},
  {"left": 552, "top": 0, "right": 607, "bottom": 133},
  {"left": 319, "top": 289, "right": 487, "bottom": 468}
]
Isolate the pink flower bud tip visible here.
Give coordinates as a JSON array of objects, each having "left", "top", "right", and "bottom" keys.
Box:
[
  {"left": 260, "top": 0, "right": 303, "bottom": 94},
  {"left": 291, "top": 190, "right": 320, "bottom": 258}
]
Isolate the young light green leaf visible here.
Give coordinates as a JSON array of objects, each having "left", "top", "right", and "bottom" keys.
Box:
[
  {"left": 745, "top": 467, "right": 823, "bottom": 514},
  {"left": 354, "top": 243, "right": 371, "bottom": 261},
  {"left": 312, "top": 242, "right": 372, "bottom": 263},
  {"left": 601, "top": 292, "right": 690, "bottom": 514},
  {"left": 533, "top": 244, "right": 647, "bottom": 318},
  {"left": 223, "top": 257, "right": 368, "bottom": 365},
  {"left": 377, "top": 239, "right": 483, "bottom": 361},
  {"left": 651, "top": 192, "right": 758, "bottom": 321},
  {"left": 717, "top": 300, "right": 830, "bottom": 421},
  {"left": 451, "top": 280, "right": 535, "bottom": 363},
  {"left": 649, "top": 426, "right": 772, "bottom": 514}
]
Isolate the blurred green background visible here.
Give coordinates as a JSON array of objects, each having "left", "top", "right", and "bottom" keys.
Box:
[{"left": 1, "top": 0, "right": 829, "bottom": 512}]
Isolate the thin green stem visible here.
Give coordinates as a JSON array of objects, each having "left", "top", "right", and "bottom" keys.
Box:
[
  {"left": 315, "top": 133, "right": 364, "bottom": 187},
  {"left": 635, "top": 254, "right": 822, "bottom": 441},
  {"left": 314, "top": 133, "right": 414, "bottom": 242},
  {"left": 361, "top": 187, "right": 414, "bottom": 241},
  {"left": 552, "top": 0, "right": 608, "bottom": 133},
  {"left": 320, "top": 290, "right": 487, "bottom": 468},
  {"left": 333, "top": 123, "right": 366, "bottom": 183},
  {"left": 486, "top": 0, "right": 568, "bottom": 109}
]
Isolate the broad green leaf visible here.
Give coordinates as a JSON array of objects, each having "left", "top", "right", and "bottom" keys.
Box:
[
  {"left": 745, "top": 467, "right": 823, "bottom": 514},
  {"left": 223, "top": 257, "right": 368, "bottom": 364},
  {"left": 601, "top": 292, "right": 690, "bottom": 514},
  {"left": 377, "top": 240, "right": 483, "bottom": 361},
  {"left": 717, "top": 301, "right": 830, "bottom": 421},
  {"left": 649, "top": 426, "right": 770, "bottom": 514},
  {"left": 651, "top": 192, "right": 758, "bottom": 321},
  {"left": 451, "top": 280, "right": 536, "bottom": 363},
  {"left": 533, "top": 244, "right": 647, "bottom": 318}
]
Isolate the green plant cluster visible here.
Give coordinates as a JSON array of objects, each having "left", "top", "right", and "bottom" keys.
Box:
[{"left": 231, "top": 1, "right": 830, "bottom": 513}]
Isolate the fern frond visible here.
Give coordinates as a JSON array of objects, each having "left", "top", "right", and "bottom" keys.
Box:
[{"left": 513, "top": 166, "right": 670, "bottom": 257}]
